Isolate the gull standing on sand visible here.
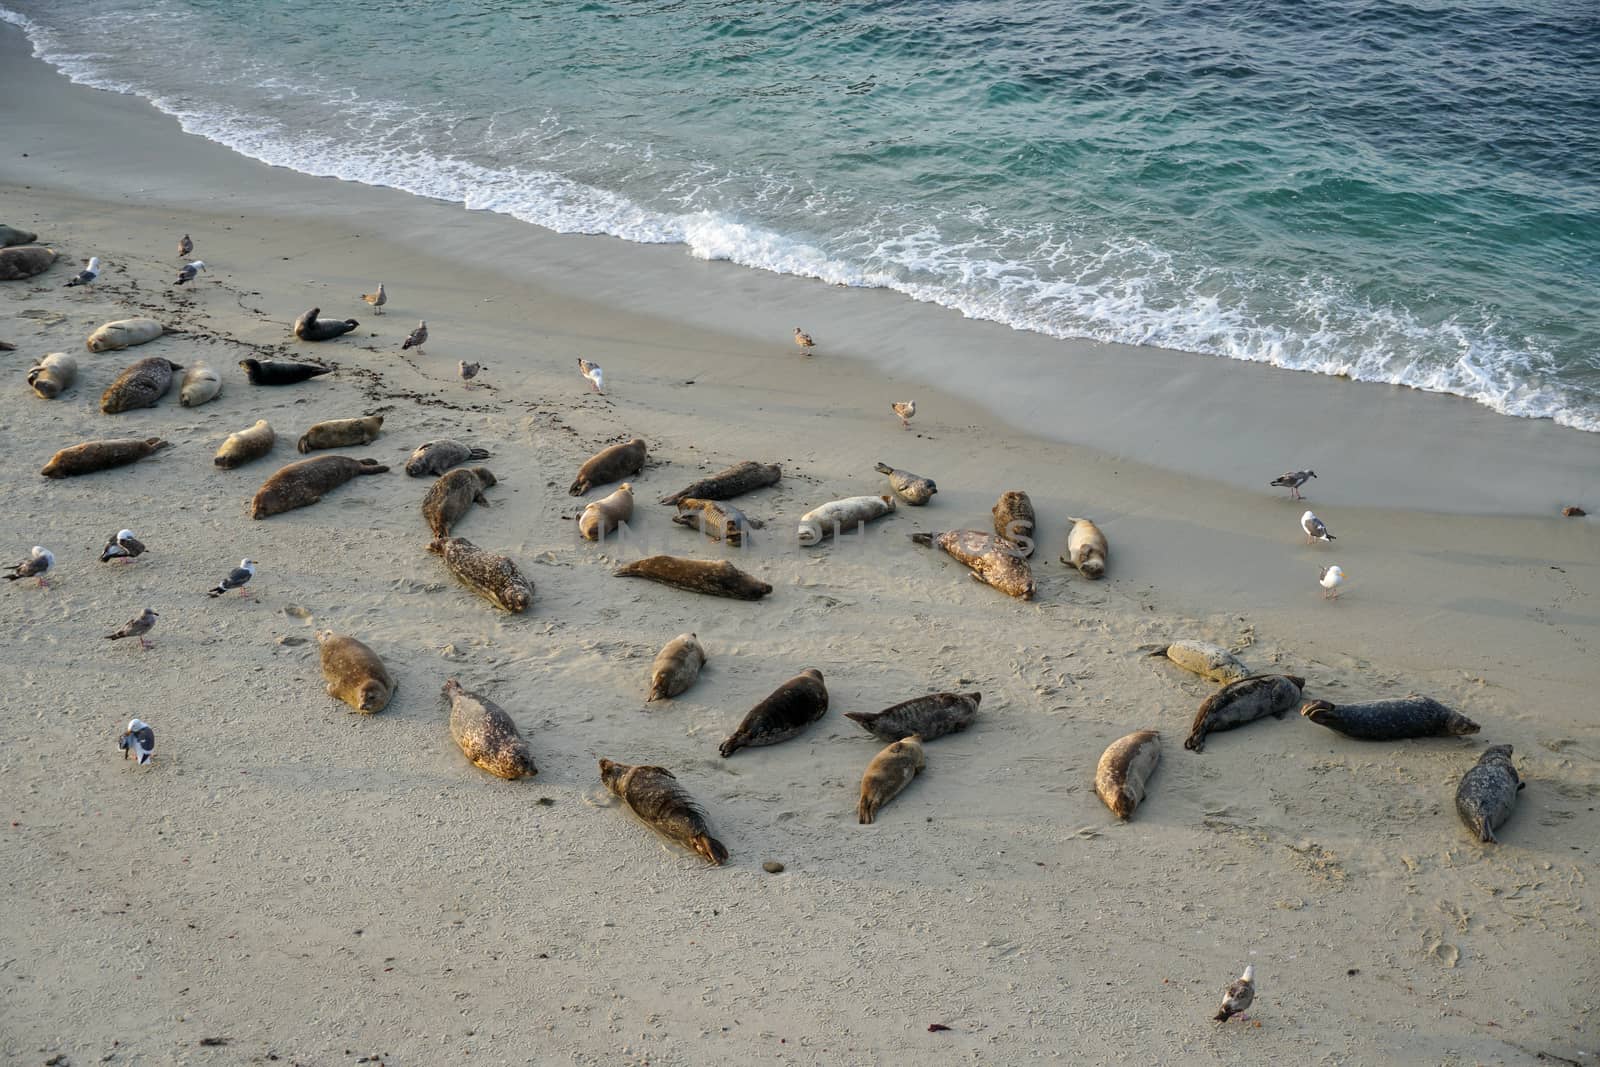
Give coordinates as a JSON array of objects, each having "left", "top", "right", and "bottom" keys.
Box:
[
  {"left": 119, "top": 718, "right": 156, "bottom": 764},
  {"left": 105, "top": 608, "right": 159, "bottom": 650},
  {"left": 578, "top": 358, "right": 604, "bottom": 394},
  {"left": 1301, "top": 510, "right": 1335, "bottom": 544},
  {"left": 207, "top": 559, "right": 257, "bottom": 598},
  {"left": 64, "top": 256, "right": 101, "bottom": 289},
  {"left": 1319, "top": 564, "right": 1345, "bottom": 599},
  {"left": 794, "top": 327, "right": 816, "bottom": 353},
  {"left": 178, "top": 233, "right": 193, "bottom": 258},
  {"left": 891, "top": 400, "right": 916, "bottom": 430},
  {"left": 1271, "top": 469, "right": 1316, "bottom": 500},
  {"left": 402, "top": 320, "right": 428, "bottom": 353},
  {"left": 459, "top": 360, "right": 485, "bottom": 387},
  {"left": 4, "top": 546, "right": 55, "bottom": 588},
  {"left": 100, "top": 529, "right": 148, "bottom": 563},
  {"left": 175, "top": 260, "right": 206, "bottom": 286},
  {"left": 362, "top": 283, "right": 387, "bottom": 314},
  {"left": 1213, "top": 965, "right": 1255, "bottom": 1022}
]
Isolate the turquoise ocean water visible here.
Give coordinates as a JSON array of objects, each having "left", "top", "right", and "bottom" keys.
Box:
[{"left": 4, "top": 0, "right": 1596, "bottom": 430}]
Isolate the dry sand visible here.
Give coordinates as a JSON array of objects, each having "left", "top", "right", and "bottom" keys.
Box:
[{"left": 1, "top": 23, "right": 1597, "bottom": 1066}]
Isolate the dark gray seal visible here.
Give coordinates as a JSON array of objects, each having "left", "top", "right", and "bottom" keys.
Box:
[
  {"left": 845, "top": 692, "right": 980, "bottom": 741},
  {"left": 293, "top": 307, "right": 359, "bottom": 341},
  {"left": 1301, "top": 697, "right": 1480, "bottom": 741},
  {"left": 1456, "top": 745, "right": 1523, "bottom": 843},
  {"left": 659, "top": 460, "right": 781, "bottom": 505},
  {"left": 240, "top": 358, "right": 332, "bottom": 385},
  {"left": 719, "top": 669, "right": 828, "bottom": 757},
  {"left": 1184, "top": 674, "right": 1305, "bottom": 752},
  {"left": 406, "top": 440, "right": 491, "bottom": 477}
]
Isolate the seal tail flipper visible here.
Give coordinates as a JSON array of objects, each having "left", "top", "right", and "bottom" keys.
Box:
[
  {"left": 1183, "top": 707, "right": 1210, "bottom": 752},
  {"left": 357, "top": 461, "right": 390, "bottom": 474},
  {"left": 468, "top": 448, "right": 491, "bottom": 460},
  {"left": 843, "top": 711, "right": 875, "bottom": 729},
  {"left": 717, "top": 734, "right": 742, "bottom": 758},
  {"left": 858, "top": 801, "right": 876, "bottom": 825},
  {"left": 693, "top": 834, "right": 729, "bottom": 866},
  {"left": 874, "top": 462, "right": 893, "bottom": 475},
  {"left": 909, "top": 532, "right": 934, "bottom": 546},
  {"left": 1477, "top": 818, "right": 1497, "bottom": 844},
  {"left": 568, "top": 479, "right": 587, "bottom": 496}
]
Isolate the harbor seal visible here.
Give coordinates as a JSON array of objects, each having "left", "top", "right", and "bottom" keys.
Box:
[
  {"left": 0, "top": 245, "right": 56, "bottom": 281},
  {"left": 317, "top": 630, "right": 395, "bottom": 714},
  {"left": 293, "top": 307, "right": 359, "bottom": 342},
  {"left": 178, "top": 361, "right": 221, "bottom": 407},
  {"left": 672, "top": 497, "right": 758, "bottom": 545},
  {"left": 444, "top": 678, "right": 536, "bottom": 780},
  {"left": 1063, "top": 516, "right": 1108, "bottom": 579},
  {"left": 598, "top": 758, "right": 728, "bottom": 865},
  {"left": 910, "top": 530, "right": 1036, "bottom": 600},
  {"left": 719, "top": 668, "right": 828, "bottom": 757},
  {"left": 85, "top": 317, "right": 163, "bottom": 353},
  {"left": 875, "top": 462, "right": 938, "bottom": 506},
  {"left": 239, "top": 358, "right": 333, "bottom": 385},
  {"left": 41, "top": 437, "right": 169, "bottom": 478},
  {"left": 569, "top": 438, "right": 647, "bottom": 496},
  {"left": 1095, "top": 730, "right": 1161, "bottom": 820},
  {"left": 1302, "top": 696, "right": 1480, "bottom": 741},
  {"left": 297, "top": 415, "right": 384, "bottom": 453},
  {"left": 858, "top": 736, "right": 926, "bottom": 824},
  {"left": 580, "top": 483, "right": 635, "bottom": 541},
  {"left": 614, "top": 556, "right": 772, "bottom": 600},
  {"left": 1184, "top": 674, "right": 1305, "bottom": 752},
  {"left": 26, "top": 352, "right": 76, "bottom": 399},
  {"left": 647, "top": 632, "right": 706, "bottom": 702},
  {"left": 249, "top": 455, "right": 389, "bottom": 518},
  {"left": 1152, "top": 640, "right": 1252, "bottom": 685},
  {"left": 845, "top": 691, "right": 981, "bottom": 742},
  {"left": 1456, "top": 744, "right": 1523, "bottom": 843},
  {"left": 659, "top": 460, "right": 781, "bottom": 506},
  {"left": 422, "top": 466, "right": 496, "bottom": 538},
  {"left": 992, "top": 490, "right": 1036, "bottom": 557},
  {"left": 406, "top": 439, "right": 491, "bottom": 477},
  {"left": 213, "top": 419, "right": 276, "bottom": 469},
  {"left": 101, "top": 357, "right": 182, "bottom": 414},
  {"left": 428, "top": 536, "right": 534, "bottom": 613},
  {"left": 0, "top": 224, "right": 37, "bottom": 248},
  {"left": 798, "top": 495, "right": 896, "bottom": 545}
]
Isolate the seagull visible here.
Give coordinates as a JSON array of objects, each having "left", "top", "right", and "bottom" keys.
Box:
[
  {"left": 891, "top": 400, "right": 916, "bottom": 430},
  {"left": 1271, "top": 470, "right": 1316, "bottom": 500},
  {"left": 178, "top": 233, "right": 193, "bottom": 258},
  {"left": 402, "top": 320, "right": 428, "bottom": 353},
  {"left": 100, "top": 529, "right": 148, "bottom": 563},
  {"left": 106, "top": 608, "right": 159, "bottom": 650},
  {"left": 794, "top": 327, "right": 816, "bottom": 353},
  {"left": 362, "top": 283, "right": 387, "bottom": 314},
  {"left": 1213, "top": 965, "right": 1255, "bottom": 1022},
  {"left": 4, "top": 546, "right": 55, "bottom": 588},
  {"left": 459, "top": 360, "right": 484, "bottom": 387},
  {"left": 1301, "top": 510, "right": 1335, "bottom": 544},
  {"left": 1319, "top": 564, "right": 1345, "bottom": 599},
  {"left": 207, "top": 559, "right": 257, "bottom": 598},
  {"left": 64, "top": 256, "right": 101, "bottom": 288},
  {"left": 119, "top": 718, "right": 156, "bottom": 764},
  {"left": 175, "top": 260, "right": 206, "bottom": 286},
  {"left": 578, "top": 358, "right": 604, "bottom": 394}
]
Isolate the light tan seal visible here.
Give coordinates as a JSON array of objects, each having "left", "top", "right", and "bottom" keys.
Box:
[
  {"left": 42, "top": 437, "right": 169, "bottom": 478},
  {"left": 85, "top": 317, "right": 164, "bottom": 353},
  {"left": 1063, "top": 516, "right": 1108, "bottom": 579},
  {"left": 579, "top": 482, "right": 634, "bottom": 541},
  {"left": 910, "top": 530, "right": 1035, "bottom": 600},
  {"left": 598, "top": 758, "right": 729, "bottom": 865},
  {"left": 857, "top": 736, "right": 926, "bottom": 824},
  {"left": 27, "top": 352, "right": 77, "bottom": 399},
  {"left": 875, "top": 462, "right": 938, "bottom": 505},
  {"left": 214, "top": 420, "right": 276, "bottom": 469},
  {"left": 0, "top": 245, "right": 56, "bottom": 281},
  {"left": 992, "top": 490, "right": 1036, "bottom": 557},
  {"left": 797, "top": 494, "right": 896, "bottom": 545},
  {"left": 569, "top": 438, "right": 647, "bottom": 496},
  {"left": 101, "top": 356, "right": 183, "bottom": 414},
  {"left": 178, "top": 361, "right": 221, "bottom": 407},
  {"left": 672, "top": 497, "right": 758, "bottom": 545},
  {"left": 659, "top": 460, "right": 781, "bottom": 506},
  {"left": 1095, "top": 730, "right": 1161, "bottom": 820},
  {"left": 428, "top": 536, "right": 534, "bottom": 613},
  {"left": 422, "top": 466, "right": 497, "bottom": 538},
  {"left": 297, "top": 415, "right": 384, "bottom": 453},
  {"left": 719, "top": 669, "right": 828, "bottom": 757},
  {"left": 250, "top": 455, "right": 389, "bottom": 518},
  {"left": 647, "top": 632, "right": 706, "bottom": 703},
  {"left": 444, "top": 678, "right": 536, "bottom": 780},
  {"left": 1152, "top": 640, "right": 1251, "bottom": 684},
  {"left": 316, "top": 630, "right": 395, "bottom": 714},
  {"left": 614, "top": 556, "right": 772, "bottom": 600}
]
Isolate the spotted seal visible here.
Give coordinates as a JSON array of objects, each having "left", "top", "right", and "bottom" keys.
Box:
[
  {"left": 1184, "top": 674, "right": 1306, "bottom": 752},
  {"left": 1301, "top": 696, "right": 1480, "bottom": 741},
  {"left": 101, "top": 356, "right": 183, "bottom": 413},
  {"left": 249, "top": 455, "right": 389, "bottom": 518},
  {"left": 672, "top": 497, "right": 759, "bottom": 545},
  {"left": 647, "top": 632, "right": 706, "bottom": 702},
  {"left": 910, "top": 529, "right": 1035, "bottom": 600},
  {"left": 598, "top": 758, "right": 729, "bottom": 865},
  {"left": 569, "top": 438, "right": 647, "bottom": 496},
  {"left": 845, "top": 692, "right": 980, "bottom": 742},
  {"left": 1456, "top": 745, "right": 1523, "bottom": 843},
  {"left": 42, "top": 437, "right": 169, "bottom": 478},
  {"left": 428, "top": 536, "right": 534, "bottom": 613},
  {"left": 1152, "top": 640, "right": 1252, "bottom": 685},
  {"left": 297, "top": 415, "right": 384, "bottom": 453},
  {"left": 214, "top": 420, "right": 276, "bottom": 469},
  {"left": 858, "top": 736, "right": 926, "bottom": 824},
  {"left": 992, "top": 490, "right": 1036, "bottom": 557},
  {"left": 659, "top": 460, "right": 781, "bottom": 506},
  {"left": 422, "top": 467, "right": 496, "bottom": 538},
  {"left": 719, "top": 668, "right": 828, "bottom": 757},
  {"left": 875, "top": 462, "right": 938, "bottom": 506},
  {"left": 614, "top": 556, "right": 772, "bottom": 600},
  {"left": 1095, "top": 729, "right": 1161, "bottom": 819},
  {"left": 406, "top": 439, "right": 491, "bottom": 477},
  {"left": 317, "top": 630, "right": 395, "bottom": 714},
  {"left": 444, "top": 678, "right": 536, "bottom": 779}
]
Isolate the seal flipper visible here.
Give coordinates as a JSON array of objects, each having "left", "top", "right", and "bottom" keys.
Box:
[
  {"left": 693, "top": 834, "right": 729, "bottom": 866},
  {"left": 1183, "top": 705, "right": 1211, "bottom": 752}
]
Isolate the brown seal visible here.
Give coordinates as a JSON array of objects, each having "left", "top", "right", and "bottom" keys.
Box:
[
  {"left": 249, "top": 455, "right": 389, "bottom": 518},
  {"left": 992, "top": 490, "right": 1036, "bottom": 557},
  {"left": 1184, "top": 674, "right": 1305, "bottom": 752},
  {"left": 672, "top": 497, "right": 759, "bottom": 545},
  {"left": 1456, "top": 744, "right": 1523, "bottom": 843},
  {"left": 297, "top": 415, "right": 383, "bottom": 453},
  {"left": 422, "top": 467, "right": 497, "bottom": 538},
  {"left": 857, "top": 736, "right": 926, "bottom": 824},
  {"left": 845, "top": 692, "right": 980, "bottom": 742},
  {"left": 293, "top": 307, "right": 359, "bottom": 342},
  {"left": 910, "top": 530, "right": 1035, "bottom": 600},
  {"left": 647, "top": 632, "right": 706, "bottom": 702},
  {"left": 178, "top": 361, "right": 222, "bottom": 407},
  {"left": 0, "top": 245, "right": 57, "bottom": 281},
  {"left": 719, "top": 668, "right": 828, "bottom": 757},
  {"left": 42, "top": 437, "right": 169, "bottom": 478},
  {"left": 1151, "top": 640, "right": 1251, "bottom": 684},
  {"left": 875, "top": 462, "right": 938, "bottom": 505},
  {"left": 1063, "top": 516, "right": 1108, "bottom": 579},
  {"left": 428, "top": 536, "right": 534, "bottom": 613},
  {"left": 1301, "top": 696, "right": 1480, "bottom": 741},
  {"left": 614, "top": 555, "right": 772, "bottom": 600},
  {"left": 317, "top": 630, "right": 395, "bottom": 713},
  {"left": 0, "top": 224, "right": 38, "bottom": 248},
  {"left": 569, "top": 438, "right": 647, "bottom": 496},
  {"left": 26, "top": 352, "right": 77, "bottom": 399},
  {"left": 580, "top": 483, "right": 635, "bottom": 541},
  {"left": 101, "top": 356, "right": 183, "bottom": 414},
  {"left": 1094, "top": 730, "right": 1161, "bottom": 820},
  {"left": 659, "top": 460, "right": 781, "bottom": 505},
  {"left": 406, "top": 439, "right": 490, "bottom": 477},
  {"left": 444, "top": 678, "right": 536, "bottom": 780},
  {"left": 598, "top": 758, "right": 729, "bottom": 865},
  {"left": 85, "top": 317, "right": 164, "bottom": 353},
  {"left": 214, "top": 420, "right": 276, "bottom": 469}
]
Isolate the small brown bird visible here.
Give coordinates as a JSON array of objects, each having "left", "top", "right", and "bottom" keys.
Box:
[
  {"left": 4, "top": 546, "right": 54, "bottom": 588},
  {"left": 361, "top": 283, "right": 387, "bottom": 314},
  {"left": 794, "top": 327, "right": 816, "bottom": 353},
  {"left": 100, "top": 529, "right": 147, "bottom": 563},
  {"left": 1213, "top": 965, "right": 1255, "bottom": 1022},
  {"left": 891, "top": 399, "right": 916, "bottom": 430},
  {"left": 178, "top": 233, "right": 193, "bottom": 258},
  {"left": 459, "top": 360, "right": 484, "bottom": 387},
  {"left": 106, "top": 608, "right": 159, "bottom": 650},
  {"left": 402, "top": 320, "right": 428, "bottom": 353}
]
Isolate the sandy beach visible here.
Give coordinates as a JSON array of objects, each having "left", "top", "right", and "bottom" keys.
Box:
[{"left": 1, "top": 21, "right": 1597, "bottom": 1066}]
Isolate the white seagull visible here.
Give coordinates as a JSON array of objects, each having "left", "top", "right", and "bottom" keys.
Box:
[
  {"left": 100, "top": 529, "right": 148, "bottom": 563},
  {"left": 578, "top": 358, "right": 604, "bottom": 394},
  {"left": 64, "top": 256, "right": 101, "bottom": 289},
  {"left": 119, "top": 718, "right": 156, "bottom": 764},
  {"left": 106, "top": 608, "right": 159, "bottom": 650},
  {"left": 402, "top": 320, "right": 428, "bottom": 353},
  {"left": 1213, "top": 964, "right": 1255, "bottom": 1022},
  {"left": 207, "top": 558, "right": 257, "bottom": 598},
  {"left": 175, "top": 260, "right": 206, "bottom": 286},
  {"left": 1319, "top": 564, "right": 1345, "bottom": 599},
  {"left": 4, "top": 546, "right": 55, "bottom": 588},
  {"left": 1301, "top": 510, "right": 1335, "bottom": 544}
]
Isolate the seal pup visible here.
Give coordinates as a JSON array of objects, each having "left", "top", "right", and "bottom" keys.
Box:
[
  {"left": 214, "top": 420, "right": 276, "bottom": 469},
  {"left": 598, "top": 758, "right": 728, "bottom": 866},
  {"left": 401, "top": 320, "right": 428, "bottom": 352},
  {"left": 423, "top": 467, "right": 497, "bottom": 538},
  {"left": 1302, "top": 696, "right": 1480, "bottom": 741},
  {"left": 27, "top": 352, "right": 77, "bottom": 399},
  {"left": 569, "top": 438, "right": 647, "bottom": 496},
  {"left": 293, "top": 307, "right": 359, "bottom": 342},
  {"left": 875, "top": 462, "right": 937, "bottom": 505},
  {"left": 992, "top": 490, "right": 1035, "bottom": 557},
  {"left": 444, "top": 679, "right": 536, "bottom": 780},
  {"left": 891, "top": 399, "right": 916, "bottom": 430},
  {"left": 119, "top": 719, "right": 156, "bottom": 764},
  {"left": 1214, "top": 966, "right": 1255, "bottom": 1022},
  {"left": 317, "top": 630, "right": 395, "bottom": 714},
  {"left": 5, "top": 546, "right": 55, "bottom": 587},
  {"left": 578, "top": 357, "right": 604, "bottom": 393},
  {"left": 672, "top": 497, "right": 758, "bottom": 545},
  {"left": 1319, "top": 564, "right": 1345, "bottom": 599},
  {"left": 1272, "top": 470, "right": 1315, "bottom": 499},
  {"left": 250, "top": 455, "right": 389, "bottom": 518},
  {"left": 100, "top": 529, "right": 147, "bottom": 564},
  {"left": 580, "top": 483, "right": 634, "bottom": 541},
  {"left": 794, "top": 327, "right": 815, "bottom": 353},
  {"left": 659, "top": 461, "right": 782, "bottom": 505},
  {"left": 177, "top": 233, "right": 192, "bottom": 258},
  {"left": 719, "top": 669, "right": 829, "bottom": 757},
  {"left": 174, "top": 260, "right": 206, "bottom": 286},
  {"left": 459, "top": 360, "right": 484, "bottom": 387},
  {"left": 0, "top": 224, "right": 38, "bottom": 247},
  {"left": 85, "top": 317, "right": 163, "bottom": 352},
  {"left": 1095, "top": 730, "right": 1161, "bottom": 820},
  {"left": 1151, "top": 640, "right": 1251, "bottom": 685},
  {"left": 0, "top": 245, "right": 56, "bottom": 281},
  {"left": 1456, "top": 745, "right": 1523, "bottom": 843},
  {"left": 647, "top": 633, "right": 706, "bottom": 702},
  {"left": 406, "top": 439, "right": 491, "bottom": 477},
  {"left": 361, "top": 283, "right": 386, "bottom": 314},
  {"left": 1301, "top": 510, "right": 1334, "bottom": 544},
  {"left": 239, "top": 358, "right": 332, "bottom": 385},
  {"left": 614, "top": 556, "right": 772, "bottom": 600},
  {"left": 179, "top": 361, "right": 221, "bottom": 407},
  {"left": 105, "top": 608, "right": 159, "bottom": 650},
  {"left": 101, "top": 356, "right": 183, "bottom": 414},
  {"left": 64, "top": 256, "right": 101, "bottom": 288},
  {"left": 909, "top": 530, "right": 1035, "bottom": 600},
  {"left": 42, "top": 437, "right": 169, "bottom": 478},
  {"left": 798, "top": 495, "right": 896, "bottom": 545},
  {"left": 845, "top": 691, "right": 980, "bottom": 742},
  {"left": 858, "top": 736, "right": 925, "bottom": 824},
  {"left": 207, "top": 559, "right": 256, "bottom": 598},
  {"left": 1062, "top": 516, "right": 1108, "bottom": 579},
  {"left": 429, "top": 537, "right": 534, "bottom": 613},
  {"left": 1184, "top": 674, "right": 1305, "bottom": 752},
  {"left": 297, "top": 415, "right": 384, "bottom": 453}
]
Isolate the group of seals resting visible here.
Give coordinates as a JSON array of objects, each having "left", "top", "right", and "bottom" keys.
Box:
[
  {"left": 647, "top": 633, "right": 706, "bottom": 702},
  {"left": 298, "top": 415, "right": 383, "bottom": 453},
  {"left": 428, "top": 536, "right": 534, "bottom": 614},
  {"left": 214, "top": 420, "right": 275, "bottom": 469},
  {"left": 101, "top": 356, "right": 182, "bottom": 413},
  {"left": 445, "top": 679, "right": 536, "bottom": 780},
  {"left": 27, "top": 353, "right": 76, "bottom": 399},
  {"left": 422, "top": 467, "right": 497, "bottom": 538},
  {"left": 294, "top": 307, "right": 359, "bottom": 342},
  {"left": 317, "top": 630, "right": 395, "bottom": 714},
  {"left": 570, "top": 438, "right": 647, "bottom": 496},
  {"left": 599, "top": 758, "right": 728, "bottom": 865},
  {"left": 658, "top": 460, "right": 780, "bottom": 506},
  {"left": 614, "top": 556, "right": 771, "bottom": 601},
  {"left": 42, "top": 437, "right": 169, "bottom": 478},
  {"left": 250, "top": 455, "right": 388, "bottom": 518},
  {"left": 720, "top": 669, "right": 828, "bottom": 757},
  {"left": 910, "top": 530, "right": 1035, "bottom": 600}
]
